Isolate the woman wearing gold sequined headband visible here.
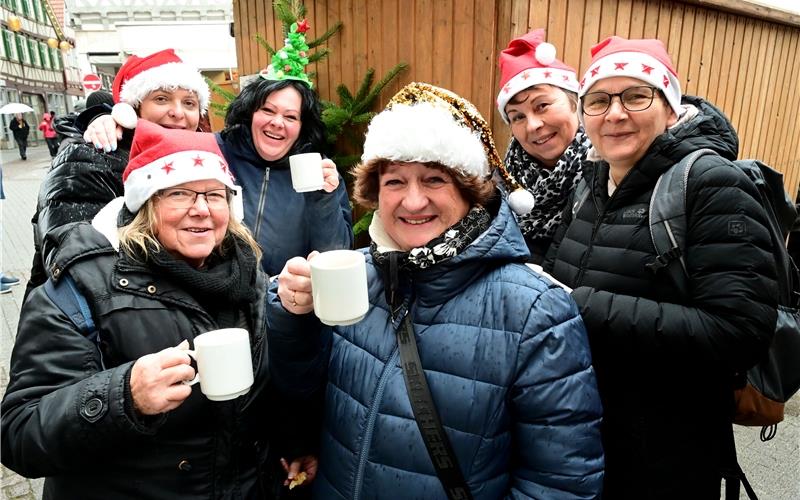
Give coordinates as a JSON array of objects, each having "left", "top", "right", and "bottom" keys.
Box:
[{"left": 267, "top": 82, "right": 604, "bottom": 499}]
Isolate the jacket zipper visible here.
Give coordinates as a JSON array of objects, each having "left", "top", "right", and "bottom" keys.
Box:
[
  {"left": 352, "top": 347, "right": 400, "bottom": 500},
  {"left": 575, "top": 168, "right": 624, "bottom": 285},
  {"left": 253, "top": 168, "right": 270, "bottom": 240}
]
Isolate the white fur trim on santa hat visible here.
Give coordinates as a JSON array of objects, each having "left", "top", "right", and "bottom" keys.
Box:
[
  {"left": 578, "top": 51, "right": 683, "bottom": 118},
  {"left": 361, "top": 102, "right": 489, "bottom": 178},
  {"left": 497, "top": 67, "right": 579, "bottom": 123},
  {"left": 119, "top": 62, "right": 210, "bottom": 113},
  {"left": 124, "top": 149, "right": 239, "bottom": 214}
]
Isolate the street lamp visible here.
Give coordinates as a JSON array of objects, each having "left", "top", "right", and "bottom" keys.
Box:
[
  {"left": 47, "top": 37, "right": 58, "bottom": 49},
  {"left": 59, "top": 40, "right": 71, "bottom": 51}
]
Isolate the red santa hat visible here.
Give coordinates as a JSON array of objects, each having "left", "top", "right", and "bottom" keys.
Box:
[
  {"left": 578, "top": 36, "right": 683, "bottom": 117},
  {"left": 112, "top": 49, "right": 210, "bottom": 114},
  {"left": 496, "top": 29, "right": 579, "bottom": 123},
  {"left": 123, "top": 120, "right": 240, "bottom": 216}
]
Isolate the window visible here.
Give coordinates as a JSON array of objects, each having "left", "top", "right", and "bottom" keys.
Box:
[
  {"left": 27, "top": 38, "right": 39, "bottom": 66},
  {"left": 39, "top": 41, "right": 50, "bottom": 68},
  {"left": 33, "top": 0, "right": 44, "bottom": 22},
  {"left": 20, "top": 0, "right": 30, "bottom": 18},
  {"left": 15, "top": 33, "right": 29, "bottom": 64},
  {"left": 50, "top": 47, "right": 60, "bottom": 69},
  {"left": 1, "top": 30, "right": 16, "bottom": 61}
]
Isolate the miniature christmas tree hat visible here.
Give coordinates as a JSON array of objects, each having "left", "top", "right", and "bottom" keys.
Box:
[{"left": 260, "top": 19, "right": 313, "bottom": 88}]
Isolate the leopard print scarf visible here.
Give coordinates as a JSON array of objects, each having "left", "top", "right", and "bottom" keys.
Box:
[{"left": 503, "top": 128, "right": 591, "bottom": 239}]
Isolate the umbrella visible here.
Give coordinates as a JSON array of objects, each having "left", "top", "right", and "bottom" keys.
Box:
[{"left": 0, "top": 103, "right": 35, "bottom": 114}]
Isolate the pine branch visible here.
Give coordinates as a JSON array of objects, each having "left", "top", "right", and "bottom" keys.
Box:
[
  {"left": 352, "top": 210, "right": 374, "bottom": 236},
  {"left": 254, "top": 33, "right": 276, "bottom": 56},
  {"left": 355, "top": 62, "right": 408, "bottom": 114},
  {"left": 205, "top": 77, "right": 237, "bottom": 102},
  {"left": 307, "top": 48, "right": 330, "bottom": 64},
  {"left": 353, "top": 68, "right": 375, "bottom": 104},
  {"left": 336, "top": 84, "right": 354, "bottom": 107},
  {"left": 307, "top": 21, "right": 343, "bottom": 49}
]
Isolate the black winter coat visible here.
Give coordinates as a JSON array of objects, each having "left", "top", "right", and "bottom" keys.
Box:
[
  {"left": 2, "top": 223, "right": 272, "bottom": 500},
  {"left": 26, "top": 105, "right": 130, "bottom": 296},
  {"left": 545, "top": 96, "right": 778, "bottom": 499}
]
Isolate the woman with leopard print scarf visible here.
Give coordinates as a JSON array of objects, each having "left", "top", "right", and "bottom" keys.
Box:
[{"left": 496, "top": 28, "right": 592, "bottom": 264}]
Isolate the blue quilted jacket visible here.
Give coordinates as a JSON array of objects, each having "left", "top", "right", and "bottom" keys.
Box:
[{"left": 268, "top": 199, "right": 604, "bottom": 499}]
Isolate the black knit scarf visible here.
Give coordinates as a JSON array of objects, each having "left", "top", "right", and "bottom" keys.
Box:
[
  {"left": 503, "top": 128, "right": 591, "bottom": 239},
  {"left": 145, "top": 236, "right": 258, "bottom": 326}
]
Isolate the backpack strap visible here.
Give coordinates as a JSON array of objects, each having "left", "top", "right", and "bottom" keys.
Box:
[
  {"left": 571, "top": 177, "right": 591, "bottom": 220},
  {"left": 44, "top": 274, "right": 104, "bottom": 369},
  {"left": 646, "top": 148, "right": 717, "bottom": 296}
]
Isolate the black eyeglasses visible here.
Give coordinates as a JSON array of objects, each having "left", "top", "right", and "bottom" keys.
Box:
[
  {"left": 157, "top": 188, "right": 231, "bottom": 209},
  {"left": 581, "top": 86, "right": 659, "bottom": 116}
]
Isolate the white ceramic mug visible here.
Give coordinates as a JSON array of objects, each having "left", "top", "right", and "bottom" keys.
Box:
[
  {"left": 310, "top": 250, "right": 369, "bottom": 326},
  {"left": 289, "top": 152, "right": 325, "bottom": 192},
  {"left": 184, "top": 328, "right": 254, "bottom": 401}
]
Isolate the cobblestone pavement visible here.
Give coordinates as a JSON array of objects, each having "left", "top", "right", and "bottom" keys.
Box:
[{"left": 1, "top": 145, "right": 798, "bottom": 499}]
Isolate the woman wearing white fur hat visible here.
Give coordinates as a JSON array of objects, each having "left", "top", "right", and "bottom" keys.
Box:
[
  {"left": 27, "top": 48, "right": 210, "bottom": 296},
  {"left": 495, "top": 28, "right": 591, "bottom": 265},
  {"left": 2, "top": 121, "right": 280, "bottom": 499},
  {"left": 545, "top": 36, "right": 778, "bottom": 498},
  {"left": 268, "top": 82, "right": 604, "bottom": 499}
]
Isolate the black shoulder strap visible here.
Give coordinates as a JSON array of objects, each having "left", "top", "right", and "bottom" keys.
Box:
[
  {"left": 571, "top": 177, "right": 591, "bottom": 220},
  {"left": 646, "top": 148, "right": 717, "bottom": 295},
  {"left": 44, "top": 274, "right": 104, "bottom": 368},
  {"left": 396, "top": 314, "right": 473, "bottom": 500}
]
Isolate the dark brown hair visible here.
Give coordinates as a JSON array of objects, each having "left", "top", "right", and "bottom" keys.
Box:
[{"left": 352, "top": 159, "right": 496, "bottom": 210}]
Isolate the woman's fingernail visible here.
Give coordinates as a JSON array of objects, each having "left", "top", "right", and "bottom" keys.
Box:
[
  {"left": 104, "top": 145, "right": 111, "bottom": 153},
  {"left": 95, "top": 142, "right": 102, "bottom": 149},
  {"left": 111, "top": 144, "right": 117, "bottom": 152}
]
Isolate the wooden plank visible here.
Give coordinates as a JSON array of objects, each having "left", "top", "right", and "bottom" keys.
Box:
[
  {"left": 493, "top": 0, "right": 513, "bottom": 151},
  {"left": 679, "top": 0, "right": 800, "bottom": 29},
  {"left": 312, "top": 0, "right": 330, "bottom": 96},
  {"left": 563, "top": 0, "right": 586, "bottom": 71},
  {"left": 352, "top": 0, "right": 368, "bottom": 90},
  {"left": 548, "top": 0, "right": 569, "bottom": 51},
  {"left": 452, "top": 0, "right": 475, "bottom": 100},
  {"left": 729, "top": 19, "right": 754, "bottom": 135},
  {"left": 695, "top": 10, "right": 716, "bottom": 99},
  {"left": 751, "top": 25, "right": 778, "bottom": 159},
  {"left": 528, "top": 0, "right": 549, "bottom": 31},
  {"left": 656, "top": 1, "right": 672, "bottom": 44},
  {"left": 667, "top": 1, "right": 684, "bottom": 61},
  {"left": 233, "top": 0, "right": 244, "bottom": 76},
  {"left": 773, "top": 30, "right": 800, "bottom": 179},
  {"left": 338, "top": 0, "right": 355, "bottom": 91},
  {"left": 598, "top": 0, "right": 619, "bottom": 43},
  {"left": 708, "top": 13, "right": 732, "bottom": 106},
  {"left": 676, "top": 6, "right": 696, "bottom": 93},
  {"left": 510, "top": 0, "right": 529, "bottom": 37},
  {"left": 246, "top": 0, "right": 259, "bottom": 74},
  {"left": 432, "top": 0, "right": 454, "bottom": 88},
  {"left": 254, "top": 0, "right": 266, "bottom": 72},
  {"left": 628, "top": 0, "right": 646, "bottom": 39},
  {"left": 761, "top": 26, "right": 788, "bottom": 165},
  {"left": 472, "top": 0, "right": 498, "bottom": 131},
  {"left": 580, "top": 0, "right": 602, "bottom": 73},
  {"left": 642, "top": 0, "right": 660, "bottom": 39},
  {"left": 615, "top": 0, "right": 632, "bottom": 38},
  {"left": 738, "top": 22, "right": 765, "bottom": 158},
  {"left": 324, "top": 0, "right": 343, "bottom": 96},
  {"left": 380, "top": 0, "right": 402, "bottom": 102},
  {"left": 414, "top": 0, "right": 434, "bottom": 83},
  {"left": 722, "top": 17, "right": 746, "bottom": 121}
]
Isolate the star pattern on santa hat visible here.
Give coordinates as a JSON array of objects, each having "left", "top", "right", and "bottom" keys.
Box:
[
  {"left": 563, "top": 75, "right": 570, "bottom": 82},
  {"left": 543, "top": 70, "right": 552, "bottom": 78},
  {"left": 590, "top": 66, "right": 600, "bottom": 77},
  {"left": 503, "top": 83, "right": 511, "bottom": 94},
  {"left": 193, "top": 155, "right": 205, "bottom": 167},
  {"left": 614, "top": 62, "right": 628, "bottom": 70},
  {"left": 579, "top": 77, "right": 585, "bottom": 88},
  {"left": 162, "top": 161, "right": 174, "bottom": 174},
  {"left": 663, "top": 74, "right": 670, "bottom": 87},
  {"left": 521, "top": 71, "right": 530, "bottom": 80},
  {"left": 642, "top": 64, "right": 654, "bottom": 74},
  {"left": 219, "top": 160, "right": 230, "bottom": 175}
]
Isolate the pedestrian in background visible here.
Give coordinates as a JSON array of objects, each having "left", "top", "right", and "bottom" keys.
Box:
[
  {"left": 38, "top": 111, "right": 59, "bottom": 157},
  {"left": 544, "top": 36, "right": 778, "bottom": 498},
  {"left": 270, "top": 82, "right": 604, "bottom": 499},
  {"left": 8, "top": 113, "right": 29, "bottom": 160},
  {"left": 495, "top": 28, "right": 592, "bottom": 264}
]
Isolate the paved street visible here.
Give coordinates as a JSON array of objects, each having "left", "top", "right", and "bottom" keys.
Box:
[{"left": 1, "top": 144, "right": 798, "bottom": 499}]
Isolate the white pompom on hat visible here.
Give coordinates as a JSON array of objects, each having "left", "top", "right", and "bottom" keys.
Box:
[
  {"left": 112, "top": 48, "right": 210, "bottom": 114},
  {"left": 578, "top": 36, "right": 683, "bottom": 118},
  {"left": 122, "top": 120, "right": 241, "bottom": 219},
  {"left": 496, "top": 28, "right": 579, "bottom": 124}
]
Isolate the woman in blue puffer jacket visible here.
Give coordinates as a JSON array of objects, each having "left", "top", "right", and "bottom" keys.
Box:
[{"left": 267, "top": 83, "right": 604, "bottom": 499}]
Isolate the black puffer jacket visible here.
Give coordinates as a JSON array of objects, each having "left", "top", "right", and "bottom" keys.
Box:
[
  {"left": 545, "top": 96, "right": 778, "bottom": 498},
  {"left": 2, "top": 223, "right": 272, "bottom": 500},
  {"left": 26, "top": 105, "right": 129, "bottom": 295}
]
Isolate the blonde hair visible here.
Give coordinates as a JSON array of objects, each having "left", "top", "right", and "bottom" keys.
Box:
[{"left": 118, "top": 197, "right": 261, "bottom": 263}]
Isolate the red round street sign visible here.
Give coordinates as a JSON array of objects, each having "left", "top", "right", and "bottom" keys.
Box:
[{"left": 82, "top": 73, "right": 102, "bottom": 92}]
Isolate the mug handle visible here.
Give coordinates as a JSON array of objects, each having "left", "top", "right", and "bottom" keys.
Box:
[{"left": 181, "top": 350, "right": 200, "bottom": 386}]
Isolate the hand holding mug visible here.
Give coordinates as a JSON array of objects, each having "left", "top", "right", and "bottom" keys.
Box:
[
  {"left": 130, "top": 340, "right": 194, "bottom": 415},
  {"left": 278, "top": 252, "right": 319, "bottom": 315},
  {"left": 183, "top": 328, "right": 254, "bottom": 401},
  {"left": 321, "top": 158, "right": 340, "bottom": 193}
]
